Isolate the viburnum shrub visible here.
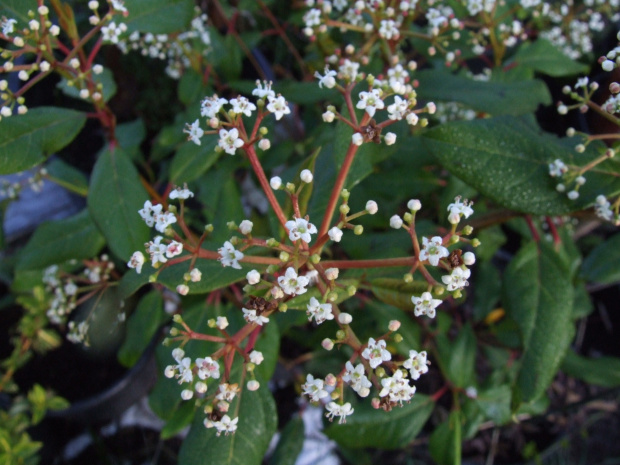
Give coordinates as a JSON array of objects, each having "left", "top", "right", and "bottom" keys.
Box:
[{"left": 1, "top": 0, "right": 620, "bottom": 464}]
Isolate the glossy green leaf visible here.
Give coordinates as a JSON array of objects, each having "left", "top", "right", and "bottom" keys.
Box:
[
  {"left": 370, "top": 278, "right": 443, "bottom": 312},
  {"left": 428, "top": 410, "right": 462, "bottom": 465},
  {"left": 160, "top": 400, "right": 196, "bottom": 440},
  {"left": 324, "top": 394, "right": 434, "bottom": 449},
  {"left": 416, "top": 70, "right": 551, "bottom": 115},
  {"left": 16, "top": 209, "right": 105, "bottom": 271},
  {"left": 423, "top": 116, "right": 620, "bottom": 215},
  {"left": 45, "top": 158, "right": 89, "bottom": 196},
  {"left": 124, "top": 0, "right": 194, "bottom": 34},
  {"left": 0, "top": 0, "right": 37, "bottom": 21},
  {"left": 117, "top": 291, "right": 166, "bottom": 367},
  {"left": 0, "top": 107, "right": 86, "bottom": 174},
  {"left": 287, "top": 279, "right": 359, "bottom": 310},
  {"left": 178, "top": 384, "right": 277, "bottom": 465},
  {"left": 88, "top": 146, "right": 150, "bottom": 261},
  {"left": 561, "top": 350, "right": 620, "bottom": 388},
  {"left": 170, "top": 138, "right": 220, "bottom": 184},
  {"left": 436, "top": 324, "right": 476, "bottom": 388},
  {"left": 511, "top": 39, "right": 589, "bottom": 77},
  {"left": 268, "top": 416, "right": 304, "bottom": 465},
  {"left": 580, "top": 232, "right": 620, "bottom": 284},
  {"left": 57, "top": 68, "right": 117, "bottom": 102},
  {"left": 503, "top": 241, "right": 574, "bottom": 403},
  {"left": 475, "top": 385, "right": 512, "bottom": 425}
]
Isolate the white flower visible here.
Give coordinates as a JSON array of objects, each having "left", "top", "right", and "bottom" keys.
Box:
[
  {"left": 277, "top": 267, "right": 309, "bottom": 295},
  {"left": 300, "top": 169, "right": 313, "bottom": 183},
  {"left": 338, "top": 59, "right": 360, "bottom": 82},
  {"left": 154, "top": 211, "right": 177, "bottom": 233},
  {"left": 111, "top": 0, "right": 127, "bottom": 13},
  {"left": 325, "top": 402, "right": 354, "bottom": 423},
  {"left": 170, "top": 185, "right": 194, "bottom": 200},
  {"left": 403, "top": 350, "right": 429, "bottom": 380},
  {"left": 101, "top": 21, "right": 126, "bottom": 43},
  {"left": 147, "top": 236, "right": 168, "bottom": 266},
  {"left": 352, "top": 132, "right": 363, "bottom": 146},
  {"left": 447, "top": 197, "right": 474, "bottom": 218},
  {"left": 302, "top": 374, "right": 329, "bottom": 402},
  {"left": 230, "top": 96, "right": 257, "bottom": 117},
  {"left": 196, "top": 356, "right": 221, "bottom": 380},
  {"left": 411, "top": 292, "right": 442, "bottom": 318},
  {"left": 249, "top": 350, "right": 264, "bottom": 365},
  {"left": 379, "top": 19, "right": 400, "bottom": 40},
  {"left": 166, "top": 241, "right": 183, "bottom": 258},
  {"left": 390, "top": 215, "right": 403, "bottom": 229},
  {"left": 252, "top": 80, "right": 275, "bottom": 100},
  {"left": 365, "top": 200, "right": 378, "bottom": 214},
  {"left": 304, "top": 8, "right": 322, "bottom": 27},
  {"left": 342, "top": 362, "right": 371, "bottom": 396},
  {"left": 239, "top": 220, "right": 253, "bottom": 235},
  {"left": 215, "top": 383, "right": 239, "bottom": 402},
  {"left": 127, "top": 251, "right": 145, "bottom": 273},
  {"left": 246, "top": 269, "right": 261, "bottom": 285},
  {"left": 218, "top": 241, "right": 244, "bottom": 269},
  {"left": 356, "top": 89, "right": 385, "bottom": 117},
  {"left": 266, "top": 95, "right": 291, "bottom": 120},
  {"left": 208, "top": 415, "right": 238, "bottom": 436},
  {"left": 441, "top": 267, "right": 471, "bottom": 291},
  {"left": 419, "top": 236, "right": 449, "bottom": 266},
  {"left": 242, "top": 308, "right": 270, "bottom": 325},
  {"left": 1, "top": 18, "right": 17, "bottom": 35},
  {"left": 406, "top": 112, "right": 419, "bottom": 126},
  {"left": 362, "top": 337, "right": 391, "bottom": 368},
  {"left": 322, "top": 110, "right": 335, "bottom": 122},
  {"left": 165, "top": 348, "right": 193, "bottom": 384},
  {"left": 387, "top": 95, "right": 408, "bottom": 121},
  {"left": 315, "top": 66, "right": 337, "bottom": 88},
  {"left": 218, "top": 128, "right": 244, "bottom": 155},
  {"left": 201, "top": 95, "right": 228, "bottom": 118},
  {"left": 190, "top": 268, "right": 202, "bottom": 282},
  {"left": 379, "top": 369, "right": 415, "bottom": 405},
  {"left": 138, "top": 200, "right": 162, "bottom": 227},
  {"left": 270, "top": 176, "right": 282, "bottom": 189},
  {"left": 548, "top": 159, "right": 568, "bottom": 177},
  {"left": 328, "top": 226, "right": 343, "bottom": 242},
  {"left": 285, "top": 217, "right": 317, "bottom": 243},
  {"left": 306, "top": 297, "right": 334, "bottom": 324},
  {"left": 216, "top": 316, "right": 229, "bottom": 330}
]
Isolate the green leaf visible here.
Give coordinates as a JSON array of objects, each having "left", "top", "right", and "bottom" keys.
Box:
[
  {"left": 511, "top": 39, "right": 590, "bottom": 77},
  {"left": 57, "top": 67, "right": 117, "bottom": 102},
  {"left": 0, "top": 0, "right": 37, "bottom": 22},
  {"left": 475, "top": 385, "right": 512, "bottom": 425},
  {"left": 286, "top": 279, "right": 359, "bottom": 310},
  {"left": 503, "top": 241, "right": 574, "bottom": 403},
  {"left": 422, "top": 116, "right": 620, "bottom": 215},
  {"left": 324, "top": 394, "right": 434, "bottom": 449},
  {"left": 436, "top": 324, "right": 476, "bottom": 388},
  {"left": 210, "top": 32, "right": 243, "bottom": 81},
  {"left": 370, "top": 278, "right": 443, "bottom": 312},
  {"left": 16, "top": 209, "right": 105, "bottom": 270},
  {"left": 0, "top": 107, "right": 86, "bottom": 174},
  {"left": 88, "top": 146, "right": 150, "bottom": 261},
  {"left": 178, "top": 384, "right": 277, "bottom": 465},
  {"left": 415, "top": 70, "right": 551, "bottom": 115},
  {"left": 117, "top": 291, "right": 166, "bottom": 367},
  {"left": 45, "top": 158, "right": 89, "bottom": 196},
  {"left": 170, "top": 138, "right": 220, "bottom": 184},
  {"left": 124, "top": 0, "right": 195, "bottom": 34},
  {"left": 268, "top": 416, "right": 304, "bottom": 465},
  {"left": 580, "top": 232, "right": 620, "bottom": 284},
  {"left": 561, "top": 350, "right": 620, "bottom": 388},
  {"left": 429, "top": 411, "right": 462, "bottom": 465},
  {"left": 161, "top": 400, "right": 196, "bottom": 439}
]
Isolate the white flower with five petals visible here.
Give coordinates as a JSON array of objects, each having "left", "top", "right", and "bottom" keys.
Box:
[
  {"left": 361, "top": 337, "right": 391, "bottom": 368},
  {"left": 419, "top": 236, "right": 449, "bottom": 266},
  {"left": 277, "top": 267, "right": 309, "bottom": 295},
  {"left": 285, "top": 217, "right": 317, "bottom": 243}
]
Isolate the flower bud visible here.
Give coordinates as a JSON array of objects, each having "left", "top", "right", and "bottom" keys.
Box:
[
  {"left": 388, "top": 320, "right": 401, "bottom": 331},
  {"left": 352, "top": 132, "right": 363, "bottom": 146},
  {"left": 463, "top": 251, "right": 476, "bottom": 265},
  {"left": 462, "top": 225, "right": 473, "bottom": 235},
  {"left": 339, "top": 204, "right": 350, "bottom": 215},
  {"left": 322, "top": 110, "right": 335, "bottom": 122},
  {"left": 247, "top": 380, "right": 260, "bottom": 391},
  {"left": 403, "top": 212, "right": 413, "bottom": 224},
  {"left": 216, "top": 316, "right": 229, "bottom": 330},
  {"left": 366, "top": 200, "right": 378, "bottom": 214},
  {"left": 567, "top": 190, "right": 579, "bottom": 200},
  {"left": 328, "top": 226, "right": 343, "bottom": 242},
  {"left": 347, "top": 285, "right": 356, "bottom": 296},
  {"left": 300, "top": 169, "right": 313, "bottom": 183},
  {"left": 472, "top": 238, "right": 481, "bottom": 247},
  {"left": 270, "top": 176, "right": 282, "bottom": 190},
  {"left": 371, "top": 397, "right": 381, "bottom": 409},
  {"left": 408, "top": 199, "right": 422, "bottom": 211},
  {"left": 353, "top": 225, "right": 363, "bottom": 235},
  {"left": 279, "top": 251, "right": 290, "bottom": 262},
  {"left": 393, "top": 333, "right": 403, "bottom": 343},
  {"left": 328, "top": 291, "right": 338, "bottom": 302},
  {"left": 336, "top": 330, "right": 346, "bottom": 340},
  {"left": 246, "top": 269, "right": 261, "bottom": 285},
  {"left": 190, "top": 268, "right": 201, "bottom": 282},
  {"left": 384, "top": 132, "right": 396, "bottom": 145},
  {"left": 181, "top": 389, "right": 194, "bottom": 400},
  {"left": 271, "top": 286, "right": 284, "bottom": 299},
  {"left": 172, "top": 314, "right": 184, "bottom": 323},
  {"left": 195, "top": 382, "right": 207, "bottom": 394},
  {"left": 258, "top": 138, "right": 270, "bottom": 151},
  {"left": 322, "top": 338, "right": 334, "bottom": 350},
  {"left": 389, "top": 215, "right": 403, "bottom": 229},
  {"left": 358, "top": 387, "right": 370, "bottom": 397},
  {"left": 279, "top": 304, "right": 288, "bottom": 312},
  {"left": 338, "top": 313, "right": 352, "bottom": 324},
  {"left": 325, "top": 373, "right": 337, "bottom": 386},
  {"left": 285, "top": 182, "right": 296, "bottom": 193},
  {"left": 403, "top": 273, "right": 413, "bottom": 283},
  {"left": 325, "top": 267, "right": 339, "bottom": 280},
  {"left": 375, "top": 367, "right": 386, "bottom": 378}
]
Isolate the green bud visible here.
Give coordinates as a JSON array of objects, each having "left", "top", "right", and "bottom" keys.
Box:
[
  {"left": 327, "top": 105, "right": 336, "bottom": 113},
  {"left": 403, "top": 212, "right": 413, "bottom": 223},
  {"left": 339, "top": 204, "right": 350, "bottom": 215},
  {"left": 162, "top": 338, "right": 171, "bottom": 346},
  {"left": 230, "top": 236, "right": 239, "bottom": 246},
  {"left": 169, "top": 327, "right": 179, "bottom": 336},
  {"left": 243, "top": 285, "right": 252, "bottom": 293},
  {"left": 453, "top": 289, "right": 463, "bottom": 299},
  {"left": 462, "top": 225, "right": 473, "bottom": 236},
  {"left": 366, "top": 74, "right": 375, "bottom": 86},
  {"left": 347, "top": 285, "right": 357, "bottom": 296},
  {"left": 246, "top": 362, "right": 256, "bottom": 372},
  {"left": 208, "top": 318, "right": 216, "bottom": 328},
  {"left": 375, "top": 367, "right": 386, "bottom": 378},
  {"left": 353, "top": 225, "right": 363, "bottom": 235},
  {"left": 328, "top": 291, "right": 338, "bottom": 302},
  {"left": 330, "top": 391, "right": 339, "bottom": 400},
  {"left": 279, "top": 304, "right": 288, "bottom": 313},
  {"left": 183, "top": 272, "right": 191, "bottom": 282},
  {"left": 420, "top": 118, "right": 429, "bottom": 127},
  {"left": 434, "top": 286, "right": 445, "bottom": 296},
  {"left": 393, "top": 333, "right": 403, "bottom": 343},
  {"left": 403, "top": 273, "right": 413, "bottom": 283},
  {"left": 279, "top": 251, "right": 290, "bottom": 262},
  {"left": 266, "top": 238, "right": 279, "bottom": 247},
  {"left": 336, "top": 330, "right": 346, "bottom": 340},
  {"left": 204, "top": 224, "right": 214, "bottom": 233},
  {"left": 148, "top": 274, "right": 158, "bottom": 283},
  {"left": 259, "top": 126, "right": 268, "bottom": 135},
  {"left": 214, "top": 145, "right": 223, "bottom": 153},
  {"left": 169, "top": 205, "right": 178, "bottom": 214},
  {"left": 256, "top": 98, "right": 265, "bottom": 108},
  {"left": 341, "top": 189, "right": 350, "bottom": 200},
  {"left": 450, "top": 235, "right": 460, "bottom": 245},
  {"left": 285, "top": 182, "right": 296, "bottom": 193},
  {"left": 227, "top": 221, "right": 237, "bottom": 230},
  {"left": 266, "top": 264, "right": 279, "bottom": 274},
  {"left": 228, "top": 109, "right": 236, "bottom": 118},
  {"left": 172, "top": 314, "right": 183, "bottom": 323},
  {"left": 472, "top": 238, "right": 481, "bottom": 247},
  {"left": 310, "top": 254, "right": 321, "bottom": 264}
]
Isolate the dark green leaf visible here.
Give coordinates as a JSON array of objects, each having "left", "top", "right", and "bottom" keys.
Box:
[
  {"left": 268, "top": 416, "right": 304, "bottom": 465},
  {"left": 429, "top": 411, "right": 462, "bottom": 465},
  {"left": 0, "top": 107, "right": 86, "bottom": 174},
  {"left": 503, "top": 241, "right": 574, "bottom": 403},
  {"left": 88, "top": 146, "right": 150, "bottom": 261},
  {"left": 57, "top": 68, "right": 117, "bottom": 102},
  {"left": 475, "top": 385, "right": 512, "bottom": 424},
  {"left": 370, "top": 278, "right": 443, "bottom": 312},
  {"left": 416, "top": 70, "right": 551, "bottom": 115},
  {"left": 46, "top": 158, "right": 89, "bottom": 196},
  {"left": 118, "top": 291, "right": 166, "bottom": 367},
  {"left": 423, "top": 116, "right": 620, "bottom": 215},
  {"left": 473, "top": 260, "right": 502, "bottom": 322},
  {"left": 16, "top": 210, "right": 105, "bottom": 270},
  {"left": 436, "top": 324, "right": 476, "bottom": 388},
  {"left": 512, "top": 39, "right": 590, "bottom": 77},
  {"left": 287, "top": 279, "right": 359, "bottom": 310},
  {"left": 178, "top": 384, "right": 277, "bottom": 465},
  {"left": 581, "top": 232, "right": 620, "bottom": 284},
  {"left": 0, "top": 0, "right": 37, "bottom": 22},
  {"left": 124, "top": 0, "right": 194, "bottom": 34},
  {"left": 170, "top": 138, "right": 220, "bottom": 184},
  {"left": 561, "top": 350, "right": 620, "bottom": 388},
  {"left": 161, "top": 400, "right": 196, "bottom": 439},
  {"left": 324, "top": 394, "right": 434, "bottom": 449}
]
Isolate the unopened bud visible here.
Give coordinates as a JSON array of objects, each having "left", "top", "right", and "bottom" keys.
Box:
[
  {"left": 375, "top": 367, "right": 386, "bottom": 378},
  {"left": 279, "top": 304, "right": 288, "bottom": 312},
  {"left": 353, "top": 225, "right": 363, "bottom": 235},
  {"left": 403, "top": 212, "right": 413, "bottom": 224},
  {"left": 462, "top": 225, "right": 473, "bottom": 235},
  {"left": 336, "top": 330, "right": 346, "bottom": 340},
  {"left": 172, "top": 314, "right": 183, "bottom": 323},
  {"left": 310, "top": 254, "right": 321, "bottom": 264},
  {"left": 393, "top": 333, "right": 403, "bottom": 343},
  {"left": 388, "top": 320, "right": 401, "bottom": 331},
  {"left": 472, "top": 238, "right": 481, "bottom": 247},
  {"left": 347, "top": 285, "right": 356, "bottom": 296},
  {"left": 371, "top": 397, "right": 381, "bottom": 409},
  {"left": 279, "top": 251, "right": 290, "bottom": 262},
  {"left": 247, "top": 380, "right": 260, "bottom": 391},
  {"left": 325, "top": 267, "right": 339, "bottom": 280},
  {"left": 339, "top": 204, "right": 350, "bottom": 215},
  {"left": 328, "top": 291, "right": 338, "bottom": 302},
  {"left": 403, "top": 273, "right": 413, "bottom": 283},
  {"left": 325, "top": 373, "right": 337, "bottom": 386},
  {"left": 338, "top": 313, "right": 352, "bottom": 324},
  {"left": 322, "top": 338, "right": 334, "bottom": 350}
]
